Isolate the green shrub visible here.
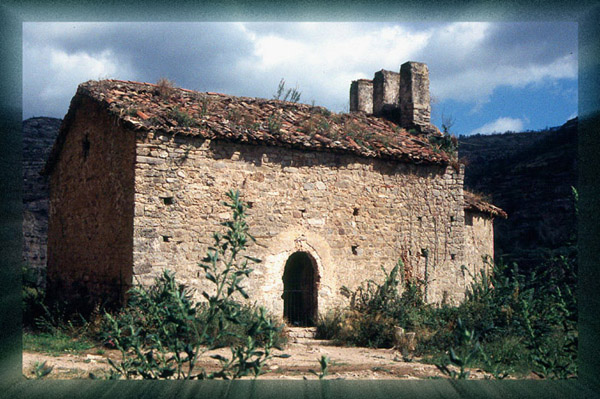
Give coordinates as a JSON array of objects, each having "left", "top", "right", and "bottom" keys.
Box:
[
  {"left": 169, "top": 106, "right": 195, "bottom": 127},
  {"left": 27, "top": 361, "right": 54, "bottom": 380},
  {"left": 436, "top": 318, "right": 482, "bottom": 379},
  {"left": 445, "top": 253, "right": 578, "bottom": 379},
  {"left": 429, "top": 133, "right": 458, "bottom": 159},
  {"left": 194, "top": 302, "right": 287, "bottom": 349},
  {"left": 22, "top": 265, "right": 46, "bottom": 328},
  {"left": 346, "top": 311, "right": 396, "bottom": 348},
  {"left": 316, "top": 252, "right": 577, "bottom": 379},
  {"left": 320, "top": 261, "right": 435, "bottom": 348},
  {"left": 315, "top": 309, "right": 345, "bottom": 341},
  {"left": 268, "top": 114, "right": 281, "bottom": 134},
  {"left": 102, "top": 190, "right": 284, "bottom": 380}
]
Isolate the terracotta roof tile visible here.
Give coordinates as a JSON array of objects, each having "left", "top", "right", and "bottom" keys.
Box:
[
  {"left": 69, "top": 79, "right": 450, "bottom": 165},
  {"left": 464, "top": 191, "right": 508, "bottom": 218}
]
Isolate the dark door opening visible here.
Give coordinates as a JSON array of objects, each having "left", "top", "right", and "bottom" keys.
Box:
[{"left": 283, "top": 252, "right": 317, "bottom": 327}]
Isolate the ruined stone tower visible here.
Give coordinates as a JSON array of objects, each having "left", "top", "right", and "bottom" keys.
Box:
[
  {"left": 373, "top": 69, "right": 401, "bottom": 117},
  {"left": 349, "top": 61, "right": 433, "bottom": 133},
  {"left": 349, "top": 79, "right": 373, "bottom": 113},
  {"left": 399, "top": 62, "right": 431, "bottom": 130}
]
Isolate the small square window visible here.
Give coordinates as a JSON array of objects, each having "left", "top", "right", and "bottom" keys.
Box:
[{"left": 465, "top": 214, "right": 473, "bottom": 226}]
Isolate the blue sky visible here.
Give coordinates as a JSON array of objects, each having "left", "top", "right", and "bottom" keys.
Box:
[{"left": 23, "top": 22, "right": 577, "bottom": 136}]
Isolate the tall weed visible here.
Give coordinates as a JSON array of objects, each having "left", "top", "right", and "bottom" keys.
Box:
[{"left": 102, "top": 190, "right": 284, "bottom": 379}]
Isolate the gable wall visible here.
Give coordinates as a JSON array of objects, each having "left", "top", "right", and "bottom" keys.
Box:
[
  {"left": 132, "top": 131, "right": 468, "bottom": 315},
  {"left": 46, "top": 98, "right": 136, "bottom": 309},
  {"left": 463, "top": 211, "right": 495, "bottom": 283}
]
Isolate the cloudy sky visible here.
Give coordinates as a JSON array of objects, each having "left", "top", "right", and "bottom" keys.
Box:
[{"left": 23, "top": 22, "right": 577, "bottom": 136}]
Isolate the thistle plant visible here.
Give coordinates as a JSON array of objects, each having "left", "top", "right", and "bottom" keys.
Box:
[
  {"left": 102, "top": 190, "right": 281, "bottom": 379},
  {"left": 436, "top": 318, "right": 481, "bottom": 379},
  {"left": 309, "top": 355, "right": 330, "bottom": 379}
]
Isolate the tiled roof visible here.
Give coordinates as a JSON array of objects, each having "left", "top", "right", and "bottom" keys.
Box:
[
  {"left": 64, "top": 79, "right": 449, "bottom": 165},
  {"left": 464, "top": 191, "right": 508, "bottom": 218}
]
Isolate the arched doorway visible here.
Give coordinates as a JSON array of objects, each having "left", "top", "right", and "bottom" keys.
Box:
[{"left": 282, "top": 252, "right": 318, "bottom": 326}]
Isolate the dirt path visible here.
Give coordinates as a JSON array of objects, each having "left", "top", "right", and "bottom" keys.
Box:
[{"left": 23, "top": 341, "right": 495, "bottom": 380}]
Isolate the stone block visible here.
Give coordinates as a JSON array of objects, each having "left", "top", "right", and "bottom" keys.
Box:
[
  {"left": 400, "top": 61, "right": 431, "bottom": 128},
  {"left": 373, "top": 69, "right": 400, "bottom": 117},
  {"left": 350, "top": 79, "right": 373, "bottom": 113}
]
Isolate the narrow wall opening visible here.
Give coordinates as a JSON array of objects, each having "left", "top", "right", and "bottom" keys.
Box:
[{"left": 282, "top": 251, "right": 318, "bottom": 327}]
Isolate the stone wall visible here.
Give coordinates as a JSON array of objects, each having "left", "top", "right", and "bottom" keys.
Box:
[
  {"left": 399, "top": 62, "right": 431, "bottom": 129},
  {"left": 132, "top": 132, "right": 468, "bottom": 317},
  {"left": 46, "top": 98, "right": 135, "bottom": 309},
  {"left": 350, "top": 79, "right": 373, "bottom": 114},
  {"left": 350, "top": 62, "right": 433, "bottom": 132},
  {"left": 373, "top": 70, "right": 400, "bottom": 117},
  {"left": 463, "top": 211, "right": 494, "bottom": 283}
]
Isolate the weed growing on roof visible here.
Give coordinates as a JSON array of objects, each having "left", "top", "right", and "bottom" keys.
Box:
[
  {"left": 331, "top": 112, "right": 347, "bottom": 124},
  {"left": 342, "top": 122, "right": 378, "bottom": 150},
  {"left": 188, "top": 93, "right": 213, "bottom": 118},
  {"left": 273, "top": 79, "right": 301, "bottom": 103},
  {"left": 156, "top": 77, "right": 176, "bottom": 99},
  {"left": 429, "top": 133, "right": 458, "bottom": 159},
  {"left": 316, "top": 118, "right": 331, "bottom": 137},
  {"left": 169, "top": 106, "right": 195, "bottom": 128},
  {"left": 301, "top": 115, "right": 331, "bottom": 138},
  {"left": 227, "top": 108, "right": 242, "bottom": 124},
  {"left": 243, "top": 114, "right": 260, "bottom": 132},
  {"left": 377, "top": 134, "right": 392, "bottom": 148},
  {"left": 311, "top": 107, "right": 331, "bottom": 117},
  {"left": 343, "top": 121, "right": 361, "bottom": 139},
  {"left": 268, "top": 114, "right": 282, "bottom": 134}
]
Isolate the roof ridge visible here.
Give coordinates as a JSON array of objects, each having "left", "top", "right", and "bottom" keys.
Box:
[{"left": 65, "top": 79, "right": 451, "bottom": 166}]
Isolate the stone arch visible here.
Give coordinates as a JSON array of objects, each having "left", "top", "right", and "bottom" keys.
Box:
[{"left": 282, "top": 251, "right": 319, "bottom": 326}]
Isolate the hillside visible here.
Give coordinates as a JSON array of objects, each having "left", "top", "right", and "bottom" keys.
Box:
[
  {"left": 22, "top": 117, "right": 62, "bottom": 285},
  {"left": 459, "top": 118, "right": 578, "bottom": 270}
]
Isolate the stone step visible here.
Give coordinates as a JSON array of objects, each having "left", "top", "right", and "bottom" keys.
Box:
[
  {"left": 292, "top": 338, "right": 337, "bottom": 346},
  {"left": 287, "top": 326, "right": 317, "bottom": 339}
]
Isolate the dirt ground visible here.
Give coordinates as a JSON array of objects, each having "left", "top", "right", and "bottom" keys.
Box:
[{"left": 23, "top": 340, "right": 499, "bottom": 380}]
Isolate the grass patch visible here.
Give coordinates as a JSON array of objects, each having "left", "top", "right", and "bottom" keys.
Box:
[{"left": 23, "top": 331, "right": 95, "bottom": 356}]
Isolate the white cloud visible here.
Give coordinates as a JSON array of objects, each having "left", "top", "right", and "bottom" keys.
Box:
[
  {"left": 237, "top": 22, "right": 433, "bottom": 108},
  {"left": 469, "top": 117, "right": 525, "bottom": 135},
  {"left": 421, "top": 22, "right": 577, "bottom": 105},
  {"left": 23, "top": 42, "right": 135, "bottom": 118},
  {"left": 22, "top": 21, "right": 577, "bottom": 120}
]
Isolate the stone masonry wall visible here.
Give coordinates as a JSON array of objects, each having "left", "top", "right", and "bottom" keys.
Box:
[
  {"left": 399, "top": 62, "right": 431, "bottom": 129},
  {"left": 350, "top": 79, "right": 373, "bottom": 114},
  {"left": 373, "top": 70, "right": 400, "bottom": 116},
  {"left": 47, "top": 98, "right": 135, "bottom": 309},
  {"left": 133, "top": 132, "right": 467, "bottom": 318},
  {"left": 463, "top": 211, "right": 494, "bottom": 283}
]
